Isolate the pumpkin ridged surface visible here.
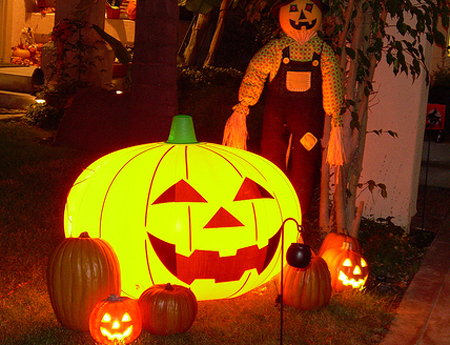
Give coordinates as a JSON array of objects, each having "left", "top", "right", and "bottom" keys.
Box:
[
  {"left": 318, "top": 232, "right": 362, "bottom": 256},
  {"left": 283, "top": 255, "right": 332, "bottom": 310},
  {"left": 138, "top": 283, "right": 198, "bottom": 335},
  {"left": 89, "top": 295, "right": 142, "bottom": 344},
  {"left": 47, "top": 233, "right": 121, "bottom": 330},
  {"left": 64, "top": 139, "right": 303, "bottom": 301}
]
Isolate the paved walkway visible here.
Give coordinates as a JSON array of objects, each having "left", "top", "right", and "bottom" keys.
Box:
[
  {"left": 381, "top": 138, "right": 450, "bottom": 345},
  {"left": 0, "top": 108, "right": 27, "bottom": 121},
  {"left": 381, "top": 215, "right": 450, "bottom": 344}
]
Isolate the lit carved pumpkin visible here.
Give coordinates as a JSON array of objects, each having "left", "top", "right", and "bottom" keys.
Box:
[
  {"left": 64, "top": 115, "right": 303, "bottom": 301},
  {"left": 321, "top": 242, "right": 369, "bottom": 292},
  {"left": 47, "top": 232, "right": 121, "bottom": 331},
  {"left": 282, "top": 254, "right": 332, "bottom": 310},
  {"left": 89, "top": 294, "right": 142, "bottom": 344},
  {"left": 318, "top": 231, "right": 362, "bottom": 256},
  {"left": 138, "top": 283, "right": 198, "bottom": 335}
]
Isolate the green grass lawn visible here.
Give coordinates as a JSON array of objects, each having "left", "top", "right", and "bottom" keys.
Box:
[{"left": 0, "top": 118, "right": 411, "bottom": 344}]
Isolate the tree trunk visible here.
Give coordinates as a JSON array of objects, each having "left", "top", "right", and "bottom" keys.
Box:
[
  {"left": 319, "top": 1, "right": 385, "bottom": 237},
  {"left": 183, "top": 12, "right": 213, "bottom": 66},
  {"left": 203, "top": 0, "right": 232, "bottom": 67},
  {"left": 346, "top": 7, "right": 386, "bottom": 237},
  {"left": 130, "top": 0, "right": 179, "bottom": 144}
]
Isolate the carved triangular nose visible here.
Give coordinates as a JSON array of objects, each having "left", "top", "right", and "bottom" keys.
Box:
[
  {"left": 300, "top": 10, "right": 307, "bottom": 20},
  {"left": 204, "top": 207, "right": 244, "bottom": 228}
]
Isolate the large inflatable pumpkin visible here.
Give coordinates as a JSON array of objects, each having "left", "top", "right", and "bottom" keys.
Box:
[{"left": 64, "top": 115, "right": 303, "bottom": 300}]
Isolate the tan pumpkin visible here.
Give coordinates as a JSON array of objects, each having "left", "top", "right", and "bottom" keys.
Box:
[
  {"left": 138, "top": 283, "right": 198, "bottom": 335},
  {"left": 283, "top": 254, "right": 332, "bottom": 310},
  {"left": 47, "top": 232, "right": 121, "bottom": 330},
  {"left": 318, "top": 231, "right": 362, "bottom": 256}
]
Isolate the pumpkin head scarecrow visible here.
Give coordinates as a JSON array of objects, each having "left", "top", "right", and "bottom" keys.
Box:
[{"left": 223, "top": 0, "right": 346, "bottom": 215}]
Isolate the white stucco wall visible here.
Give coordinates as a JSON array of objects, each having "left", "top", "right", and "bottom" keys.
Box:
[{"left": 357, "top": 29, "right": 431, "bottom": 229}]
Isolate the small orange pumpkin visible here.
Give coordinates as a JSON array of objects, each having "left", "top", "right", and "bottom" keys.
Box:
[
  {"left": 138, "top": 283, "right": 198, "bottom": 335},
  {"left": 89, "top": 294, "right": 142, "bottom": 344},
  {"left": 12, "top": 48, "right": 31, "bottom": 59},
  {"left": 321, "top": 242, "right": 369, "bottom": 292},
  {"left": 283, "top": 254, "right": 332, "bottom": 310},
  {"left": 318, "top": 231, "right": 362, "bottom": 256}
]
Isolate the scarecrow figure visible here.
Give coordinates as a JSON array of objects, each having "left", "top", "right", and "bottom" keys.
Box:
[{"left": 223, "top": 0, "right": 346, "bottom": 215}]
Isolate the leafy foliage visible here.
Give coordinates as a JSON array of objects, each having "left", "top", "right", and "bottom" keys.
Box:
[
  {"left": 356, "top": 180, "right": 388, "bottom": 198},
  {"left": 23, "top": 102, "right": 64, "bottom": 130},
  {"left": 321, "top": 0, "right": 449, "bottom": 234},
  {"left": 326, "top": 0, "right": 449, "bottom": 86},
  {"left": 431, "top": 59, "right": 450, "bottom": 88},
  {"left": 359, "top": 218, "right": 425, "bottom": 294},
  {"left": 178, "top": 65, "right": 243, "bottom": 87}
]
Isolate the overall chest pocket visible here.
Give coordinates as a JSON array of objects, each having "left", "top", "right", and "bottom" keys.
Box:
[{"left": 286, "top": 71, "right": 311, "bottom": 92}]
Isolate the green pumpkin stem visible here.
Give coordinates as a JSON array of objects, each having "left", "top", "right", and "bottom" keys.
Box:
[{"left": 166, "top": 115, "right": 198, "bottom": 144}]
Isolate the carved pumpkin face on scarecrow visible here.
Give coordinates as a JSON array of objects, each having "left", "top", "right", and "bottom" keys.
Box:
[
  {"left": 275, "top": 0, "right": 323, "bottom": 43},
  {"left": 64, "top": 116, "right": 303, "bottom": 301}
]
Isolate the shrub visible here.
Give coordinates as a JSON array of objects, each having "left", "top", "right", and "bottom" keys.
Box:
[
  {"left": 358, "top": 218, "right": 425, "bottom": 295},
  {"left": 24, "top": 102, "right": 64, "bottom": 130}
]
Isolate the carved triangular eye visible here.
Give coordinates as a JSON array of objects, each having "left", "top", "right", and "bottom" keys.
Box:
[
  {"left": 101, "top": 313, "right": 112, "bottom": 323},
  {"left": 234, "top": 178, "right": 274, "bottom": 201},
  {"left": 122, "top": 313, "right": 131, "bottom": 322},
  {"left": 153, "top": 180, "right": 207, "bottom": 204},
  {"left": 342, "top": 258, "right": 353, "bottom": 267}
]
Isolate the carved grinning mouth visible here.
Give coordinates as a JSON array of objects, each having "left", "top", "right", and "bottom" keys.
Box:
[
  {"left": 147, "top": 228, "right": 281, "bottom": 284},
  {"left": 100, "top": 326, "right": 133, "bottom": 341},
  {"left": 289, "top": 18, "right": 317, "bottom": 30},
  {"left": 338, "top": 271, "right": 367, "bottom": 289}
]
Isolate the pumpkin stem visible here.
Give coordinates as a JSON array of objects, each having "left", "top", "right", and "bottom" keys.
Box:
[
  {"left": 165, "top": 283, "right": 175, "bottom": 291},
  {"left": 166, "top": 115, "right": 198, "bottom": 144},
  {"left": 79, "top": 231, "right": 90, "bottom": 239},
  {"left": 107, "top": 294, "right": 121, "bottom": 301}
]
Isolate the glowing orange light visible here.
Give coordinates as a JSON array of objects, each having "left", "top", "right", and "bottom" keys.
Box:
[
  {"left": 64, "top": 115, "right": 302, "bottom": 300},
  {"left": 322, "top": 242, "right": 369, "bottom": 292},
  {"left": 89, "top": 295, "right": 142, "bottom": 345}
]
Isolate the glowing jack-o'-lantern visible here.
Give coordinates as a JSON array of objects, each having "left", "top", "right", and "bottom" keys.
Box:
[
  {"left": 277, "top": 0, "right": 323, "bottom": 39},
  {"left": 321, "top": 242, "right": 369, "bottom": 292},
  {"left": 64, "top": 115, "right": 303, "bottom": 301},
  {"left": 89, "top": 295, "right": 142, "bottom": 344}
]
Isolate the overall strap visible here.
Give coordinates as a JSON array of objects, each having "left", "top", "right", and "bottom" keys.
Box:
[{"left": 282, "top": 46, "right": 290, "bottom": 60}]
